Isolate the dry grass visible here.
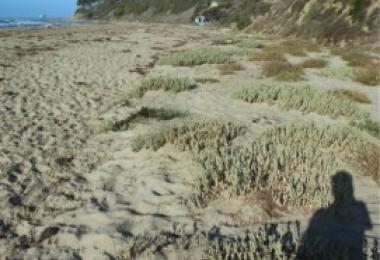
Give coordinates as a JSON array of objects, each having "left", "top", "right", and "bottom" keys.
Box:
[
  {"left": 279, "top": 39, "right": 320, "bottom": 55},
  {"left": 331, "top": 49, "right": 375, "bottom": 67},
  {"left": 353, "top": 144, "right": 380, "bottom": 183},
  {"left": 252, "top": 39, "right": 320, "bottom": 61},
  {"left": 248, "top": 49, "right": 285, "bottom": 62},
  {"left": 353, "top": 62, "right": 380, "bottom": 86},
  {"left": 331, "top": 89, "right": 372, "bottom": 104},
  {"left": 301, "top": 58, "right": 328, "bottom": 68},
  {"left": 262, "top": 61, "right": 304, "bottom": 81},
  {"left": 218, "top": 62, "right": 245, "bottom": 75}
]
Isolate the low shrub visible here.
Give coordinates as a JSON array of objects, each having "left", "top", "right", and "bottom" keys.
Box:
[
  {"left": 235, "top": 84, "right": 368, "bottom": 119},
  {"left": 130, "top": 76, "right": 193, "bottom": 98}
]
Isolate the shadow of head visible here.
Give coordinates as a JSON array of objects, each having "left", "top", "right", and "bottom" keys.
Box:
[{"left": 332, "top": 170, "right": 354, "bottom": 206}]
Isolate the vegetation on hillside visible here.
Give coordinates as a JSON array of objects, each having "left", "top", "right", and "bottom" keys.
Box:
[{"left": 76, "top": 0, "right": 379, "bottom": 41}]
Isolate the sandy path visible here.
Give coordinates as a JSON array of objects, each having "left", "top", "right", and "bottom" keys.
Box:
[{"left": 0, "top": 23, "right": 152, "bottom": 257}]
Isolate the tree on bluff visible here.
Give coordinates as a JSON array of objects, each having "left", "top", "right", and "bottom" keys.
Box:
[{"left": 77, "top": 0, "right": 98, "bottom": 8}]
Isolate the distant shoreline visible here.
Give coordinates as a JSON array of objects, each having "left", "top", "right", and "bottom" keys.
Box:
[{"left": 0, "top": 18, "right": 85, "bottom": 29}]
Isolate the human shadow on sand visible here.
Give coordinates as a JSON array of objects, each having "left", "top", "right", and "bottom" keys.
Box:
[{"left": 297, "top": 170, "right": 373, "bottom": 259}]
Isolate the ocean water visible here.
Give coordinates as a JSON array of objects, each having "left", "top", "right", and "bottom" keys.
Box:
[{"left": 0, "top": 18, "right": 83, "bottom": 29}]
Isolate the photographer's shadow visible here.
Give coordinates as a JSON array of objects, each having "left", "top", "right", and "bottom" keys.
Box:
[{"left": 297, "top": 170, "right": 372, "bottom": 259}]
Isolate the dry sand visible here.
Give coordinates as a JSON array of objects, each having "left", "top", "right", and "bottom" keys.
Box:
[{"left": 0, "top": 22, "right": 379, "bottom": 259}]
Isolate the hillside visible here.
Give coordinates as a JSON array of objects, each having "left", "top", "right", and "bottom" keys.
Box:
[{"left": 74, "top": 0, "right": 379, "bottom": 41}]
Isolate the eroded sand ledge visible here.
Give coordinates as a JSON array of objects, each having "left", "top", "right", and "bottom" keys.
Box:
[{"left": 0, "top": 23, "right": 379, "bottom": 259}]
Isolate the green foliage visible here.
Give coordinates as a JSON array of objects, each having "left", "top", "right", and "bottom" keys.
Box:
[
  {"left": 220, "top": 0, "right": 272, "bottom": 29},
  {"left": 348, "top": 0, "right": 368, "bottom": 20},
  {"left": 77, "top": 0, "right": 98, "bottom": 7},
  {"left": 235, "top": 84, "right": 368, "bottom": 119},
  {"left": 159, "top": 48, "right": 233, "bottom": 66},
  {"left": 130, "top": 76, "right": 193, "bottom": 98},
  {"left": 117, "top": 0, "right": 201, "bottom": 15},
  {"left": 113, "top": 5, "right": 125, "bottom": 17}
]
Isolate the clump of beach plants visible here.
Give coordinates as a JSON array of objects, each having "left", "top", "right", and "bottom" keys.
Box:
[
  {"left": 131, "top": 118, "right": 338, "bottom": 209},
  {"left": 159, "top": 48, "right": 233, "bottom": 66},
  {"left": 130, "top": 76, "right": 193, "bottom": 98},
  {"left": 235, "top": 83, "right": 368, "bottom": 119}
]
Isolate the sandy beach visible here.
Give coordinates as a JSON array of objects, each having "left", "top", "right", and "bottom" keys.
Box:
[{"left": 0, "top": 22, "right": 379, "bottom": 259}]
